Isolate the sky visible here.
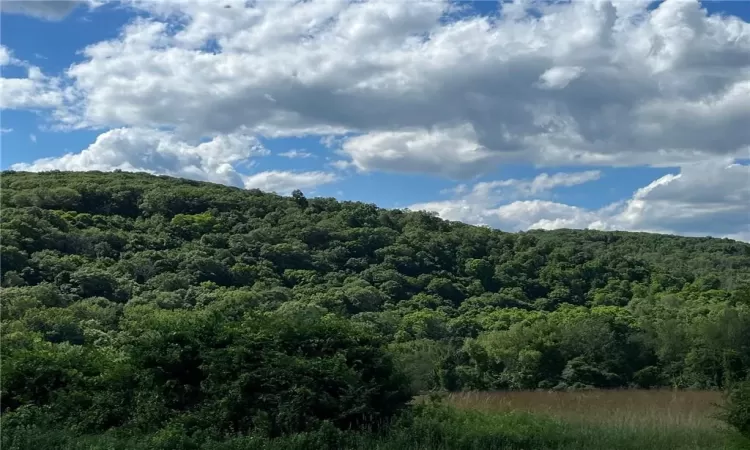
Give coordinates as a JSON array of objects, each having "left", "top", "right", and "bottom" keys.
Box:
[{"left": 1, "top": 0, "right": 749, "bottom": 241}]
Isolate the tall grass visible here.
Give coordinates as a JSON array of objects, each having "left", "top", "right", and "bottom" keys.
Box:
[{"left": 445, "top": 390, "right": 724, "bottom": 430}]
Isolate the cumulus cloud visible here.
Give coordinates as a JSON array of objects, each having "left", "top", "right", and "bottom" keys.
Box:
[
  {"left": 0, "top": 1, "right": 88, "bottom": 21},
  {"left": 242, "top": 170, "right": 338, "bottom": 195},
  {"left": 611, "top": 160, "right": 750, "bottom": 236},
  {"left": 11, "top": 127, "right": 339, "bottom": 194},
  {"left": 329, "top": 160, "right": 355, "bottom": 171},
  {"left": 0, "top": 69, "right": 65, "bottom": 110},
  {"left": 0, "top": 45, "right": 11, "bottom": 66},
  {"left": 0, "top": 46, "right": 66, "bottom": 110},
  {"left": 5, "top": 0, "right": 750, "bottom": 240},
  {"left": 49, "top": 0, "right": 750, "bottom": 176},
  {"left": 342, "top": 125, "right": 504, "bottom": 178},
  {"left": 537, "top": 66, "right": 585, "bottom": 90},
  {"left": 521, "top": 170, "right": 602, "bottom": 195},
  {"left": 409, "top": 170, "right": 603, "bottom": 226},
  {"left": 10, "top": 127, "right": 269, "bottom": 187},
  {"left": 493, "top": 200, "right": 604, "bottom": 232},
  {"left": 409, "top": 161, "right": 750, "bottom": 240}
]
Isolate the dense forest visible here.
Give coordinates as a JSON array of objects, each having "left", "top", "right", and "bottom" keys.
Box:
[{"left": 2, "top": 171, "right": 750, "bottom": 448}]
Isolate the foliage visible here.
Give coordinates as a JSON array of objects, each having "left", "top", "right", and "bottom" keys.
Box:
[
  {"left": 2, "top": 170, "right": 750, "bottom": 444},
  {"left": 720, "top": 380, "right": 750, "bottom": 439},
  {"left": 2, "top": 400, "right": 747, "bottom": 450}
]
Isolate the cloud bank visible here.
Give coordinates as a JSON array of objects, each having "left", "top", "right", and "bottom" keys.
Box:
[{"left": 4, "top": 0, "right": 749, "bottom": 239}]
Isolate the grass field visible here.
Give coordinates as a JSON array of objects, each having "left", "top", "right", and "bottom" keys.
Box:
[
  {"left": 446, "top": 389, "right": 724, "bottom": 430},
  {"left": 429, "top": 389, "right": 748, "bottom": 450},
  {"left": 4, "top": 390, "right": 749, "bottom": 450}
]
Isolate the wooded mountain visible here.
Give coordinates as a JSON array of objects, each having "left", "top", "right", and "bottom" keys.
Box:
[{"left": 2, "top": 170, "right": 749, "bottom": 438}]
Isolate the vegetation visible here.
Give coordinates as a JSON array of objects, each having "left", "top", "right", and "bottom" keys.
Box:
[
  {"left": 445, "top": 390, "right": 724, "bottom": 429},
  {"left": 3, "top": 396, "right": 747, "bottom": 450},
  {"left": 721, "top": 381, "right": 750, "bottom": 439},
  {"left": 1, "top": 170, "right": 750, "bottom": 448}
]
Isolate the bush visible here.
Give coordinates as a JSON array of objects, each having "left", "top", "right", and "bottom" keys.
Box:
[
  {"left": 720, "top": 380, "right": 750, "bottom": 438},
  {"left": 1, "top": 306, "right": 413, "bottom": 439}
]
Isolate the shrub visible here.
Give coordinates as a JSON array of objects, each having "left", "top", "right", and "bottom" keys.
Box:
[{"left": 720, "top": 380, "right": 750, "bottom": 439}]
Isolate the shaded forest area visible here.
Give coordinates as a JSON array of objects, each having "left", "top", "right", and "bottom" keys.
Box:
[{"left": 1, "top": 171, "right": 749, "bottom": 448}]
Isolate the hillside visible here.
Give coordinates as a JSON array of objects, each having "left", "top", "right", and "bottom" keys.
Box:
[{"left": 2, "top": 171, "right": 750, "bottom": 447}]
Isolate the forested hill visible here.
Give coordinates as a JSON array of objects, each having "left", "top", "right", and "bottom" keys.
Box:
[
  {"left": 3, "top": 170, "right": 748, "bottom": 292},
  {"left": 2, "top": 171, "right": 750, "bottom": 439}
]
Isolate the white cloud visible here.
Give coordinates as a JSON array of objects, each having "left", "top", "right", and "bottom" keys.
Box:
[
  {"left": 29, "top": 133, "right": 37, "bottom": 143},
  {"left": 537, "top": 66, "right": 585, "bottom": 90},
  {"left": 523, "top": 170, "right": 602, "bottom": 195},
  {"left": 320, "top": 135, "right": 344, "bottom": 149},
  {"left": 493, "top": 200, "right": 604, "bottom": 232},
  {"left": 409, "top": 161, "right": 750, "bottom": 240},
  {"left": 0, "top": 77, "right": 64, "bottom": 109},
  {"left": 610, "top": 160, "right": 750, "bottom": 236},
  {"left": 342, "top": 125, "right": 503, "bottom": 178},
  {"left": 409, "top": 169, "right": 603, "bottom": 226},
  {"left": 726, "top": 230, "right": 750, "bottom": 243},
  {"left": 11, "top": 127, "right": 338, "bottom": 194},
  {"left": 48, "top": 0, "right": 750, "bottom": 177},
  {"left": 329, "top": 159, "right": 355, "bottom": 171},
  {"left": 4, "top": 0, "right": 750, "bottom": 241},
  {"left": 0, "top": 127, "right": 13, "bottom": 134},
  {"left": 10, "top": 127, "right": 269, "bottom": 187},
  {"left": 279, "top": 149, "right": 314, "bottom": 159},
  {"left": 0, "top": 46, "right": 11, "bottom": 66},
  {"left": 0, "top": 47, "right": 66, "bottom": 110},
  {"left": 242, "top": 170, "right": 338, "bottom": 195}
]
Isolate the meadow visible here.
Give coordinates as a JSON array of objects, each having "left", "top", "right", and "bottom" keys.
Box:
[
  {"left": 446, "top": 389, "right": 724, "bottom": 430},
  {"left": 431, "top": 389, "right": 748, "bottom": 450}
]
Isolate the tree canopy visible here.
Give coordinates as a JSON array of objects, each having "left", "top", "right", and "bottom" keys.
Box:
[{"left": 2, "top": 170, "right": 749, "bottom": 439}]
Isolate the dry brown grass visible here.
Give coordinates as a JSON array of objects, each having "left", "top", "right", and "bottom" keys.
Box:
[{"left": 445, "top": 390, "right": 725, "bottom": 431}]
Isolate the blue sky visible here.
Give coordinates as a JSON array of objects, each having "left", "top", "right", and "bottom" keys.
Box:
[{"left": 1, "top": 0, "right": 749, "bottom": 240}]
